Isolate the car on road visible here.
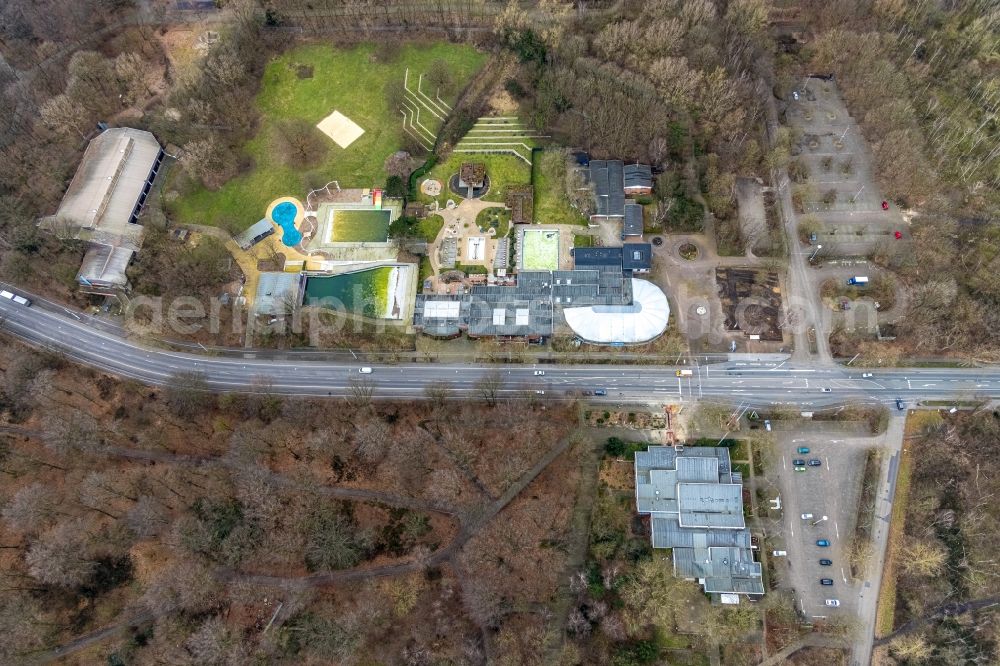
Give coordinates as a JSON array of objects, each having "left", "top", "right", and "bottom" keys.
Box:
[
  {"left": 801, "top": 513, "right": 814, "bottom": 520},
  {"left": 594, "top": 389, "right": 607, "bottom": 396},
  {"left": 862, "top": 372, "right": 873, "bottom": 378},
  {"left": 793, "top": 459, "right": 806, "bottom": 466},
  {"left": 535, "top": 390, "right": 545, "bottom": 395},
  {"left": 819, "top": 559, "right": 833, "bottom": 566},
  {"left": 772, "top": 550, "right": 787, "bottom": 557},
  {"left": 533, "top": 370, "right": 545, "bottom": 376},
  {"left": 825, "top": 599, "right": 841, "bottom": 607},
  {"left": 896, "top": 398, "right": 905, "bottom": 410},
  {"left": 821, "top": 387, "right": 832, "bottom": 393},
  {"left": 807, "top": 459, "right": 822, "bottom": 467},
  {"left": 797, "top": 446, "right": 810, "bottom": 454},
  {"left": 816, "top": 539, "right": 830, "bottom": 547},
  {"left": 358, "top": 367, "right": 373, "bottom": 374},
  {"left": 820, "top": 578, "right": 834, "bottom": 586},
  {"left": 794, "top": 466, "right": 807, "bottom": 472}
]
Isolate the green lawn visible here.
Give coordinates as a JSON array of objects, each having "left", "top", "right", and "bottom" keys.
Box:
[
  {"left": 389, "top": 213, "right": 443, "bottom": 243},
  {"left": 168, "top": 43, "right": 486, "bottom": 230},
  {"left": 533, "top": 149, "right": 587, "bottom": 225},
  {"left": 416, "top": 151, "right": 531, "bottom": 208},
  {"left": 476, "top": 207, "right": 511, "bottom": 237},
  {"left": 521, "top": 228, "right": 559, "bottom": 270},
  {"left": 573, "top": 234, "right": 594, "bottom": 248},
  {"left": 330, "top": 209, "right": 391, "bottom": 242}
]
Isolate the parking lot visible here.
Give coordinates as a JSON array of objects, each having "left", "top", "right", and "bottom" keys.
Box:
[
  {"left": 785, "top": 78, "right": 908, "bottom": 256},
  {"left": 766, "top": 428, "right": 871, "bottom": 621}
]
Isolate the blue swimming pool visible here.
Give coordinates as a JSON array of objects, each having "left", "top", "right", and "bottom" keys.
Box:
[{"left": 271, "top": 201, "right": 302, "bottom": 246}]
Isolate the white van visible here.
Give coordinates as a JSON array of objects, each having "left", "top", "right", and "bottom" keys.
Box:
[
  {"left": 359, "top": 367, "right": 373, "bottom": 374},
  {"left": 771, "top": 550, "right": 787, "bottom": 557}
]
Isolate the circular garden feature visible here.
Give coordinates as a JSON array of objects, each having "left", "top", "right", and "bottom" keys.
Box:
[{"left": 679, "top": 242, "right": 699, "bottom": 260}]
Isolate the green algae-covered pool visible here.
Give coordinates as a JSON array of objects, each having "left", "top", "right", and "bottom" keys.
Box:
[{"left": 303, "top": 267, "right": 398, "bottom": 319}]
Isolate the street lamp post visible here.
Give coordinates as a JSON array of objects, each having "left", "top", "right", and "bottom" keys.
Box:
[{"left": 809, "top": 244, "right": 822, "bottom": 262}]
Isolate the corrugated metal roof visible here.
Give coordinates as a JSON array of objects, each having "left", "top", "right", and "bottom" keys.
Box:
[
  {"left": 677, "top": 456, "right": 720, "bottom": 482},
  {"left": 254, "top": 272, "right": 302, "bottom": 316},
  {"left": 651, "top": 516, "right": 750, "bottom": 549},
  {"left": 51, "top": 128, "right": 161, "bottom": 236},
  {"left": 678, "top": 483, "right": 745, "bottom": 529},
  {"left": 235, "top": 219, "right": 275, "bottom": 250},
  {"left": 78, "top": 244, "right": 134, "bottom": 287}
]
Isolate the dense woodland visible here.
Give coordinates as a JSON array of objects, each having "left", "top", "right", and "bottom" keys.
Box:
[
  {"left": 0, "top": 342, "right": 586, "bottom": 663},
  {"left": 883, "top": 409, "right": 1000, "bottom": 664}
]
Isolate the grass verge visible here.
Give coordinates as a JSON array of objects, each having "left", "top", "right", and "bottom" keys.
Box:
[
  {"left": 849, "top": 448, "right": 883, "bottom": 579},
  {"left": 875, "top": 437, "right": 913, "bottom": 638}
]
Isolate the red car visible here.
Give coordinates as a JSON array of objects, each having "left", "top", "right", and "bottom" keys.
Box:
[
  {"left": 881, "top": 200, "right": 890, "bottom": 210},
  {"left": 894, "top": 230, "right": 902, "bottom": 240}
]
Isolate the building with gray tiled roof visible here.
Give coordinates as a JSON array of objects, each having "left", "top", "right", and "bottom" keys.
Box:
[{"left": 635, "top": 445, "right": 764, "bottom": 600}]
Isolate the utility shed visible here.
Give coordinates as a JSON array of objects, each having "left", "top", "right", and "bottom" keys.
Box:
[{"left": 40, "top": 127, "right": 163, "bottom": 293}]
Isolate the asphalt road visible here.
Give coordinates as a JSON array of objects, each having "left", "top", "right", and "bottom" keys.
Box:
[{"left": 1, "top": 298, "right": 999, "bottom": 408}]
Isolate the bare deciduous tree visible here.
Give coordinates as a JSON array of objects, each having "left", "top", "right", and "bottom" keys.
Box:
[
  {"left": 475, "top": 371, "right": 503, "bottom": 407},
  {"left": 25, "top": 519, "right": 96, "bottom": 588}
]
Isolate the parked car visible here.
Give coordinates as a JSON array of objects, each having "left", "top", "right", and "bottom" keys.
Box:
[
  {"left": 896, "top": 398, "right": 905, "bottom": 410},
  {"left": 801, "top": 513, "right": 814, "bottom": 520},
  {"left": 895, "top": 230, "right": 903, "bottom": 239},
  {"left": 533, "top": 370, "right": 545, "bottom": 376},
  {"left": 535, "top": 390, "right": 545, "bottom": 395},
  {"left": 882, "top": 200, "right": 890, "bottom": 210},
  {"left": 594, "top": 389, "right": 607, "bottom": 396},
  {"left": 772, "top": 550, "right": 787, "bottom": 557},
  {"left": 793, "top": 459, "right": 806, "bottom": 466},
  {"left": 819, "top": 559, "right": 833, "bottom": 566},
  {"left": 797, "top": 447, "right": 811, "bottom": 454},
  {"left": 794, "top": 466, "right": 807, "bottom": 472},
  {"left": 764, "top": 419, "right": 772, "bottom": 432},
  {"left": 808, "top": 459, "right": 822, "bottom": 467},
  {"left": 820, "top": 578, "right": 834, "bottom": 586},
  {"left": 825, "top": 599, "right": 841, "bottom": 607},
  {"left": 816, "top": 539, "right": 830, "bottom": 547}
]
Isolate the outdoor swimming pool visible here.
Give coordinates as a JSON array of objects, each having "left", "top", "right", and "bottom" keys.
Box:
[
  {"left": 271, "top": 201, "right": 302, "bottom": 246},
  {"left": 304, "top": 267, "right": 398, "bottom": 319}
]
